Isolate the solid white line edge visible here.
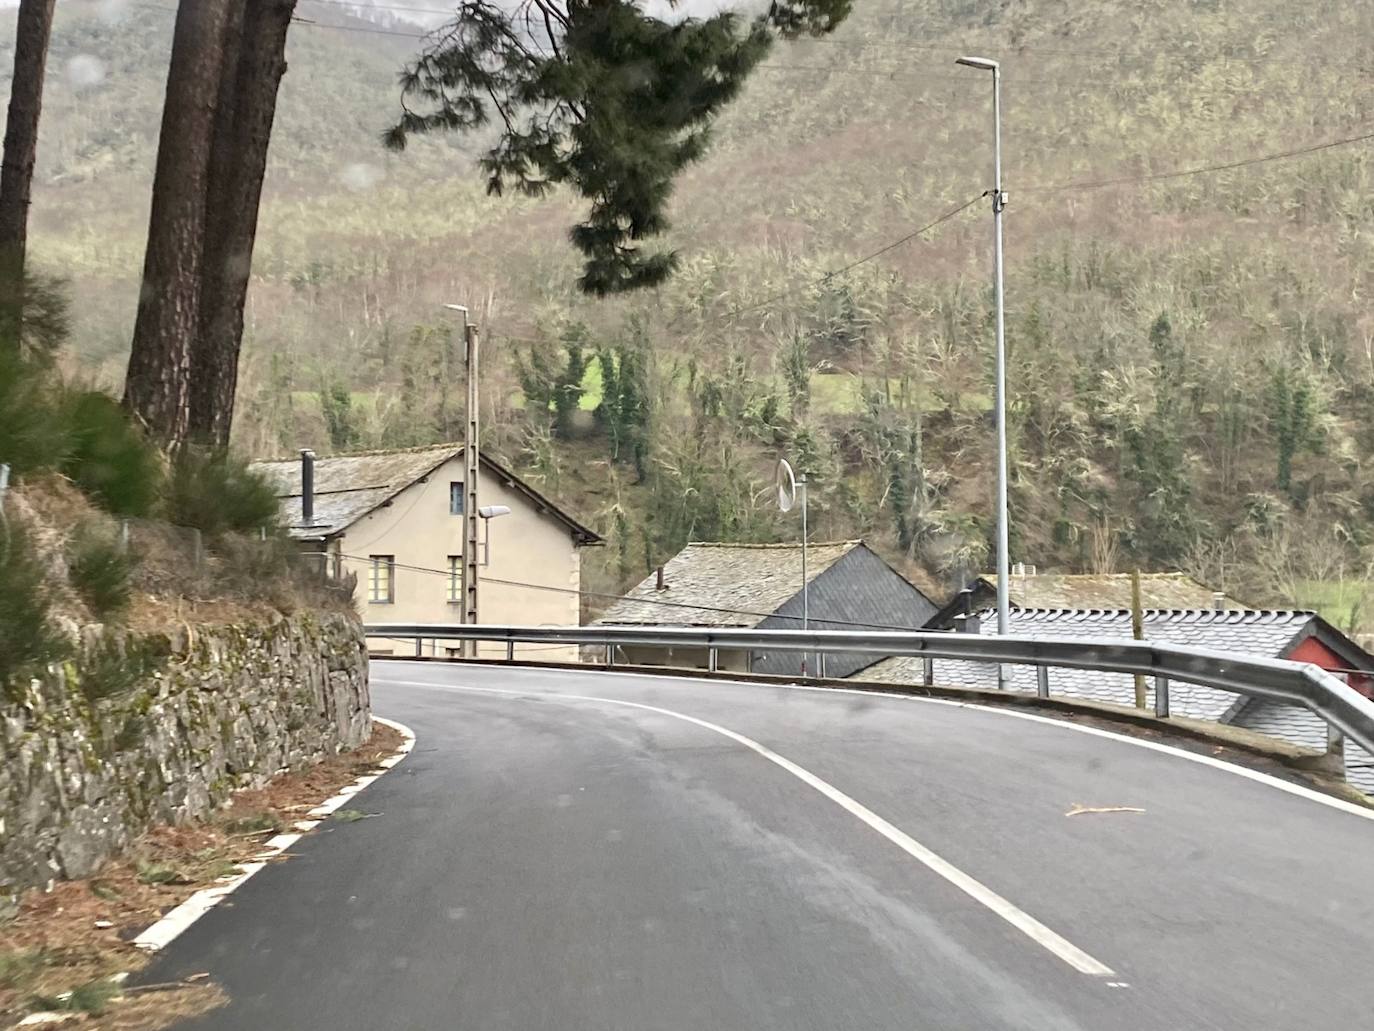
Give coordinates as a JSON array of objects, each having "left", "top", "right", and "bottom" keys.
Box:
[
  {"left": 400, "top": 680, "right": 1116, "bottom": 977},
  {"left": 131, "top": 715, "right": 416, "bottom": 953}
]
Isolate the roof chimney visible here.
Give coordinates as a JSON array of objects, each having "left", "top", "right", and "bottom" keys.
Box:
[
  {"left": 1212, "top": 591, "right": 1225, "bottom": 611},
  {"left": 655, "top": 564, "right": 666, "bottom": 591},
  {"left": 300, "top": 449, "right": 315, "bottom": 527}
]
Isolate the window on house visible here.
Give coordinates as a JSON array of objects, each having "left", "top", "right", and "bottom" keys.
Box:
[
  {"left": 450, "top": 482, "right": 464, "bottom": 515},
  {"left": 368, "top": 555, "right": 395, "bottom": 604},
  {"left": 448, "top": 555, "right": 462, "bottom": 604}
]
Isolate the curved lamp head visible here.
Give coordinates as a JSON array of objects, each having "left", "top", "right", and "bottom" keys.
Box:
[{"left": 955, "top": 56, "right": 1000, "bottom": 72}]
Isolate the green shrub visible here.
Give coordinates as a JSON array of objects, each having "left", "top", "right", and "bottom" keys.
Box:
[
  {"left": 74, "top": 633, "right": 168, "bottom": 704},
  {"left": 164, "top": 448, "right": 280, "bottom": 536},
  {"left": 0, "top": 520, "right": 67, "bottom": 689},
  {"left": 59, "top": 390, "right": 163, "bottom": 518},
  {"left": 0, "top": 349, "right": 69, "bottom": 476},
  {"left": 67, "top": 526, "right": 136, "bottom": 620}
]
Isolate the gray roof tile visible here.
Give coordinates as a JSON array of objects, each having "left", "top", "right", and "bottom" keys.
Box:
[
  {"left": 994, "top": 572, "right": 1247, "bottom": 609},
  {"left": 594, "top": 541, "right": 861, "bottom": 627},
  {"left": 1232, "top": 699, "right": 1374, "bottom": 793},
  {"left": 859, "top": 608, "right": 1316, "bottom": 722}
]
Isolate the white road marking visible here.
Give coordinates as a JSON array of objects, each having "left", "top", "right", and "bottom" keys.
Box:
[
  {"left": 764, "top": 681, "right": 1374, "bottom": 822},
  {"left": 404, "top": 680, "right": 1116, "bottom": 977},
  {"left": 379, "top": 662, "right": 1373, "bottom": 823},
  {"left": 131, "top": 716, "right": 417, "bottom": 953}
]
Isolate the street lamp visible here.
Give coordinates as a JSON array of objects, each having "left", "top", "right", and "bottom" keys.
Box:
[
  {"left": 957, "top": 55, "right": 1011, "bottom": 681},
  {"left": 478, "top": 505, "right": 511, "bottom": 566}
]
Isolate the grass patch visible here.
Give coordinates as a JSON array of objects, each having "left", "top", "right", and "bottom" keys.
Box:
[
  {"left": 0, "top": 949, "right": 50, "bottom": 992},
  {"left": 67, "top": 525, "right": 136, "bottom": 620},
  {"left": 135, "top": 861, "right": 189, "bottom": 887},
  {"left": 0, "top": 519, "right": 67, "bottom": 689},
  {"left": 30, "top": 976, "right": 121, "bottom": 1016},
  {"left": 1293, "top": 579, "right": 1374, "bottom": 634},
  {"left": 75, "top": 634, "right": 167, "bottom": 704},
  {"left": 220, "top": 810, "right": 284, "bottom": 836}
]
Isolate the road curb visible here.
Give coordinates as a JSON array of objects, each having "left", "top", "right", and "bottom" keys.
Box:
[{"left": 130, "top": 716, "right": 417, "bottom": 954}]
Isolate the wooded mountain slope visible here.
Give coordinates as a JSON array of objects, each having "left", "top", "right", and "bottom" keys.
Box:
[{"left": 11, "top": 0, "right": 1374, "bottom": 619}]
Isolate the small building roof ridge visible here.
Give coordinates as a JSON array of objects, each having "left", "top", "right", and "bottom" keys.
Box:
[
  {"left": 685, "top": 539, "right": 863, "bottom": 549},
  {"left": 254, "top": 441, "right": 462, "bottom": 465}
]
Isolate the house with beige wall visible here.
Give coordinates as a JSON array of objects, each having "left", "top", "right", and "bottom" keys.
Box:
[{"left": 252, "top": 445, "right": 600, "bottom": 658}]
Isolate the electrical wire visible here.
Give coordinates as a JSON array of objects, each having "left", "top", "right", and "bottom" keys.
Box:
[
  {"left": 1022, "top": 128, "right": 1374, "bottom": 194},
  {"left": 671, "top": 193, "right": 983, "bottom": 331},
  {"left": 338, "top": 552, "right": 933, "bottom": 632}
]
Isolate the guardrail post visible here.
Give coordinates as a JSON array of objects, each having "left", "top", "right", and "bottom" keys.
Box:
[
  {"left": 922, "top": 656, "right": 933, "bottom": 687},
  {"left": 1036, "top": 665, "right": 1049, "bottom": 699},
  {"left": 708, "top": 647, "right": 718, "bottom": 673},
  {"left": 1154, "top": 675, "right": 1171, "bottom": 718},
  {"left": 1327, "top": 721, "right": 1345, "bottom": 755},
  {"left": 506, "top": 640, "right": 515, "bottom": 661},
  {"left": 818, "top": 652, "right": 827, "bottom": 678},
  {"left": 606, "top": 644, "right": 615, "bottom": 667},
  {"left": 414, "top": 637, "right": 422, "bottom": 657}
]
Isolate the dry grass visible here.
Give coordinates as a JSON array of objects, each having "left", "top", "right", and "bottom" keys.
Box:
[
  {"left": 14, "top": 477, "right": 355, "bottom": 637},
  {"left": 0, "top": 723, "right": 405, "bottom": 1028}
]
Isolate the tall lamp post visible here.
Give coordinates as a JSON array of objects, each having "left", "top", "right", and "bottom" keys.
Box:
[
  {"left": 444, "top": 303, "right": 481, "bottom": 656},
  {"left": 956, "top": 55, "right": 1010, "bottom": 682}
]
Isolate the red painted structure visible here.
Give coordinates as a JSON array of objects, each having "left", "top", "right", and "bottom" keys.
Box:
[{"left": 1288, "top": 635, "right": 1374, "bottom": 698}]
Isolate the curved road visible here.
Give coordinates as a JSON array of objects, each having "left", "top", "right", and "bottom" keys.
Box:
[{"left": 150, "top": 661, "right": 1374, "bottom": 1030}]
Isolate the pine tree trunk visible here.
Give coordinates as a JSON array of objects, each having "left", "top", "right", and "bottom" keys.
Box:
[
  {"left": 189, "top": 0, "right": 296, "bottom": 446},
  {"left": 123, "top": 0, "right": 238, "bottom": 446},
  {"left": 188, "top": 0, "right": 295, "bottom": 445},
  {"left": 0, "top": 0, "right": 57, "bottom": 340}
]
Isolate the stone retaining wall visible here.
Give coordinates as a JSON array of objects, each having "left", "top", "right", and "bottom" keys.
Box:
[{"left": 0, "top": 613, "right": 369, "bottom": 908}]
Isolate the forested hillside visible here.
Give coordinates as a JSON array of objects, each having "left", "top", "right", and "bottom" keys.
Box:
[{"left": 11, "top": 0, "right": 1374, "bottom": 620}]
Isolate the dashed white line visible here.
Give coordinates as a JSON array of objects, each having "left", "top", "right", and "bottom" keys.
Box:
[{"left": 398, "top": 680, "right": 1116, "bottom": 978}]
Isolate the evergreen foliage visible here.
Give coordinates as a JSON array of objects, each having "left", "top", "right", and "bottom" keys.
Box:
[
  {"left": 384, "top": 0, "right": 850, "bottom": 294},
  {"left": 59, "top": 390, "right": 163, "bottom": 518},
  {"left": 67, "top": 524, "right": 136, "bottom": 620},
  {"left": 164, "top": 448, "right": 280, "bottom": 537}
]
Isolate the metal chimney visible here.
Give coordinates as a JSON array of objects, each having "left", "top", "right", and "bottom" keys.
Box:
[
  {"left": 655, "top": 565, "right": 666, "bottom": 591},
  {"left": 300, "top": 449, "right": 315, "bottom": 527},
  {"left": 1213, "top": 591, "right": 1226, "bottom": 611}
]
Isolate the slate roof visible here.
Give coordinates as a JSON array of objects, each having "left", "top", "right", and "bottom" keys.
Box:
[
  {"left": 250, "top": 444, "right": 600, "bottom": 543},
  {"left": 593, "top": 541, "right": 863, "bottom": 627},
  {"left": 947, "top": 572, "right": 1244, "bottom": 614},
  {"left": 859, "top": 608, "right": 1321, "bottom": 722},
  {"left": 1230, "top": 698, "right": 1374, "bottom": 793}
]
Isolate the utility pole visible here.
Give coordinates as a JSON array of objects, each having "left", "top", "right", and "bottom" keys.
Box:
[
  {"left": 800, "top": 472, "right": 810, "bottom": 677},
  {"left": 957, "top": 55, "right": 1010, "bottom": 688},
  {"left": 445, "top": 304, "right": 481, "bottom": 657}
]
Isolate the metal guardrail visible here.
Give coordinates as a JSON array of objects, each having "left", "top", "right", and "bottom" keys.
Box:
[{"left": 364, "top": 623, "right": 1374, "bottom": 759}]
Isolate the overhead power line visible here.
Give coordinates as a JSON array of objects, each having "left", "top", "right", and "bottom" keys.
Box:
[
  {"left": 1026, "top": 127, "right": 1374, "bottom": 194},
  {"left": 690, "top": 194, "right": 983, "bottom": 328}
]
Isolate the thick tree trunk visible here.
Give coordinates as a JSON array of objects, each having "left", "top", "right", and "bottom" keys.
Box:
[
  {"left": 0, "top": 0, "right": 57, "bottom": 341},
  {"left": 189, "top": 0, "right": 296, "bottom": 446},
  {"left": 123, "top": 0, "right": 238, "bottom": 446}
]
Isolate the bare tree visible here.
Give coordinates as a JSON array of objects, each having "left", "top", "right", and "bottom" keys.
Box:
[
  {"left": 189, "top": 0, "right": 297, "bottom": 446},
  {"left": 0, "top": 0, "right": 57, "bottom": 338},
  {"left": 123, "top": 0, "right": 238, "bottom": 445}
]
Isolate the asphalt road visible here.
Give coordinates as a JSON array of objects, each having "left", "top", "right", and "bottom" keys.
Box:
[{"left": 149, "top": 661, "right": 1374, "bottom": 1030}]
